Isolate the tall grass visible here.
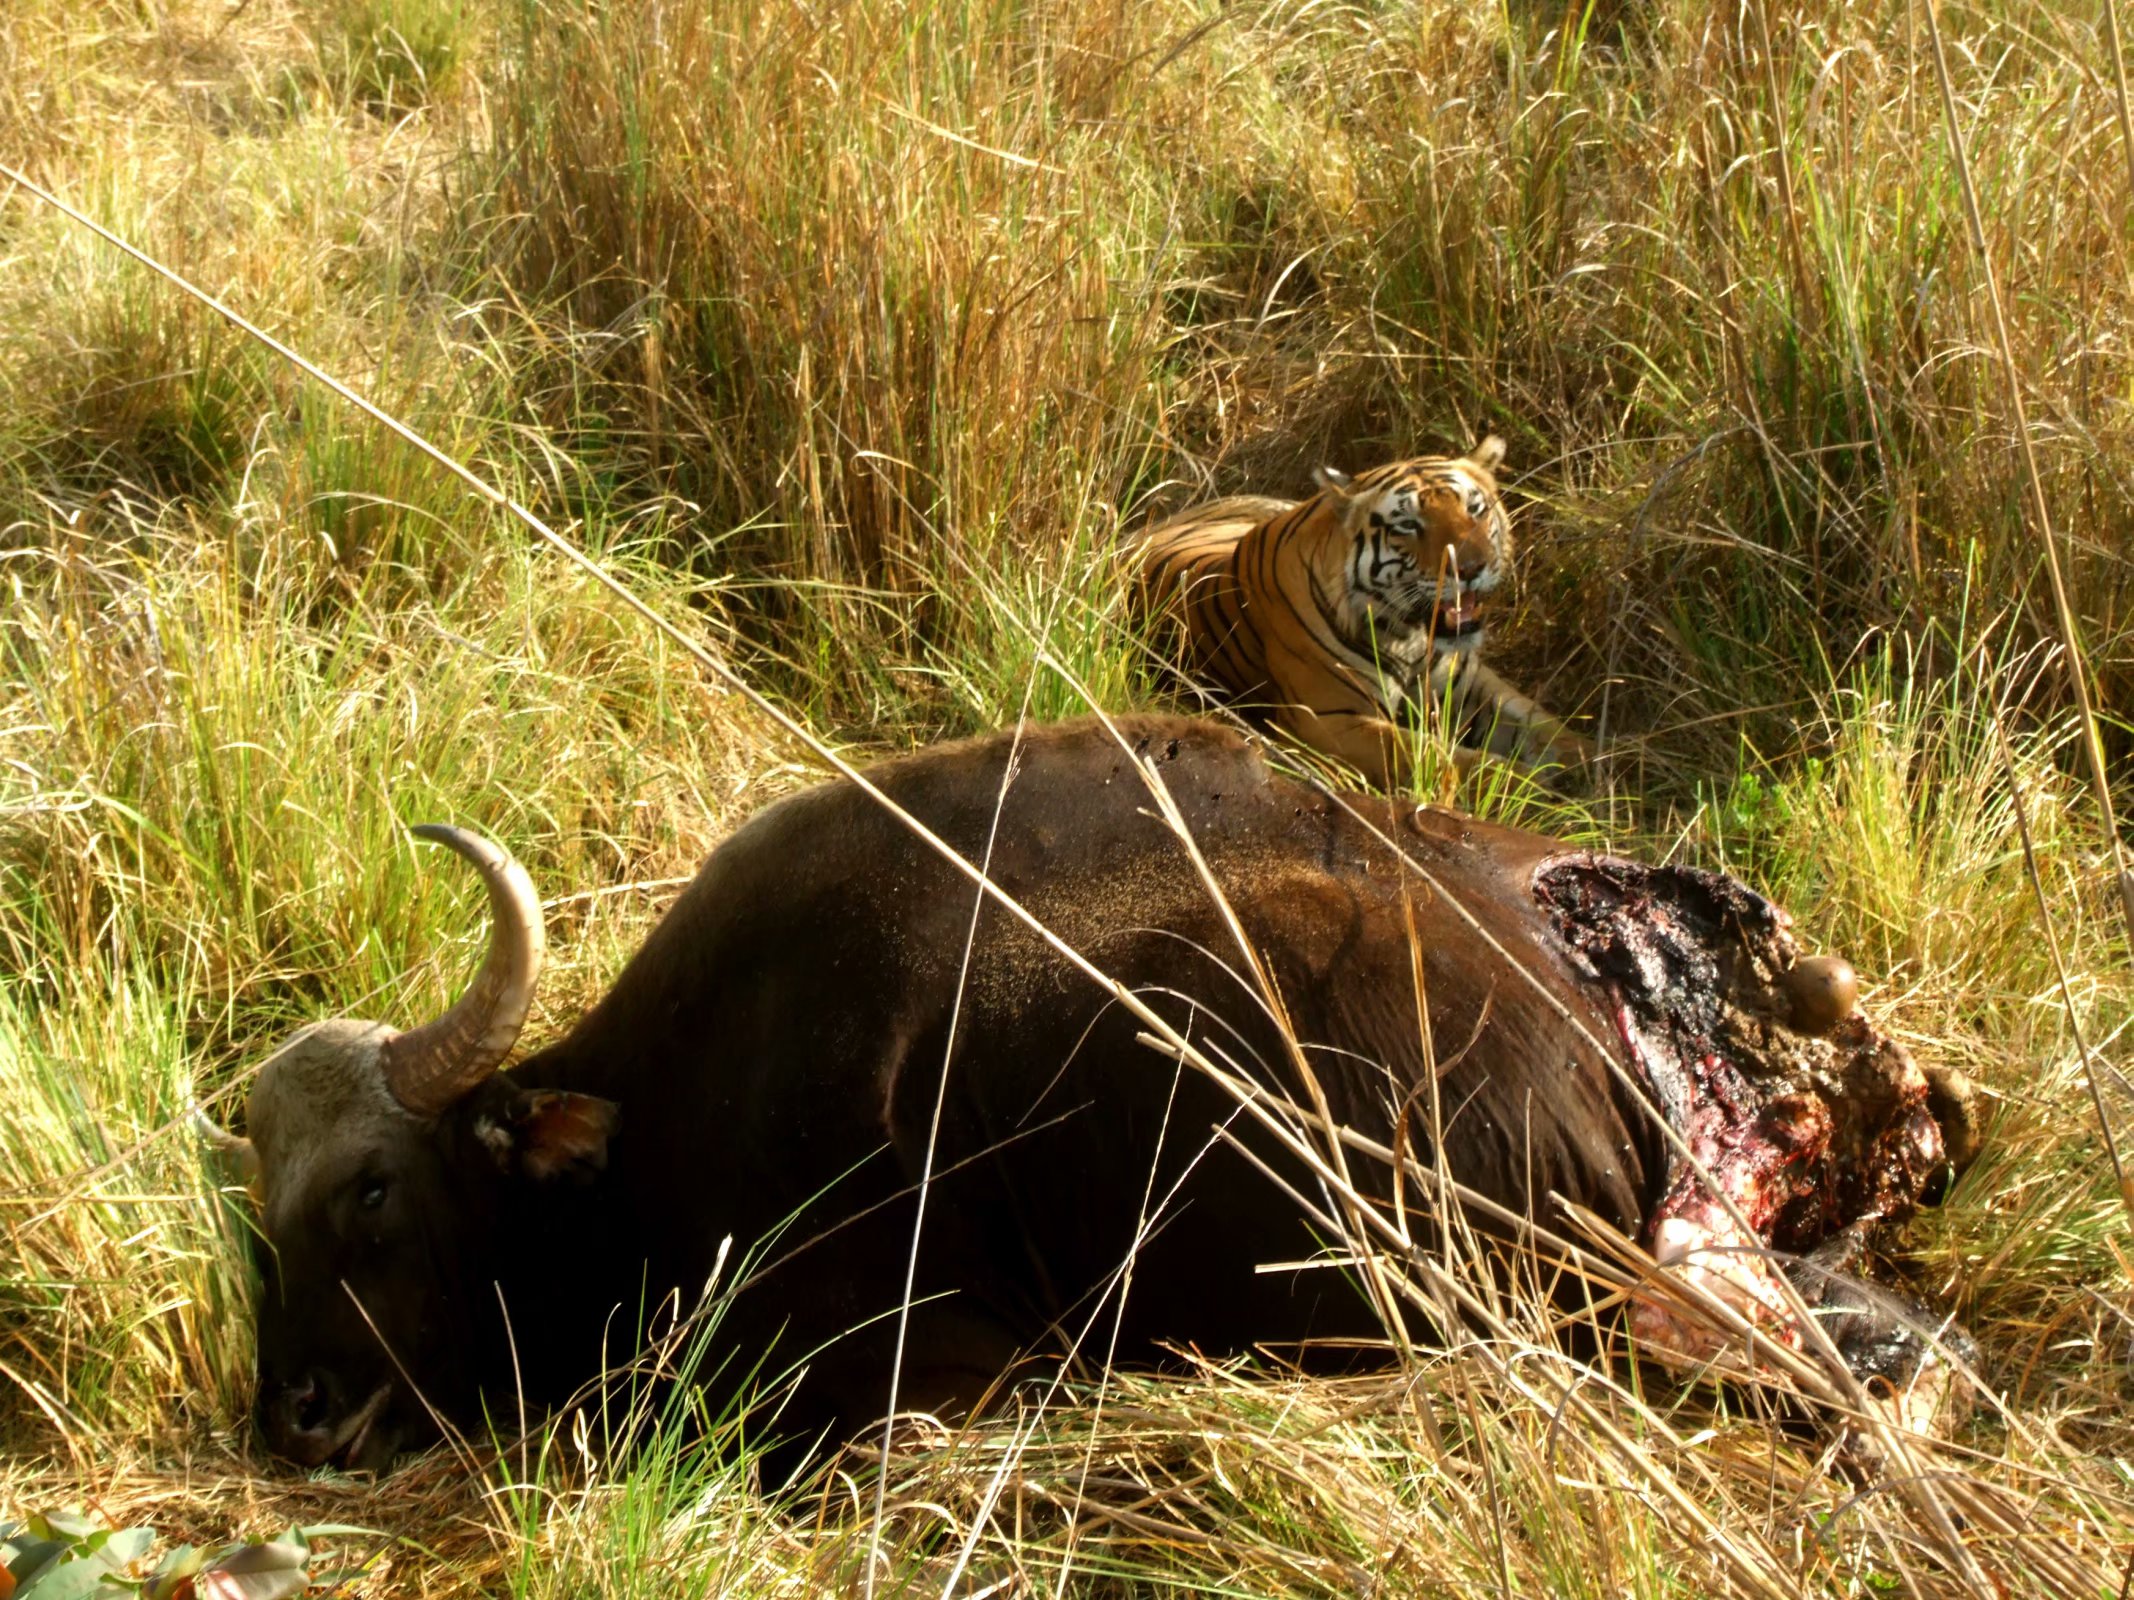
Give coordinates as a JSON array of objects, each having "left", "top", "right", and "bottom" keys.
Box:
[
  {"left": 3, "top": 0, "right": 2133, "bottom": 1591},
  {"left": 0, "top": 500, "right": 789, "bottom": 1442},
  {"left": 455, "top": 0, "right": 2134, "bottom": 769}
]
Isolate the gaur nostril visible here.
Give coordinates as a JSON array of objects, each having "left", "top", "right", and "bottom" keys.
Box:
[{"left": 267, "top": 1370, "right": 334, "bottom": 1441}]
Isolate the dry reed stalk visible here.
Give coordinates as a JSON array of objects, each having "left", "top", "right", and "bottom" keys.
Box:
[
  {"left": 7, "top": 52, "right": 2125, "bottom": 1593},
  {"left": 2105, "top": 0, "right": 2134, "bottom": 207},
  {"left": 1918, "top": 0, "right": 2134, "bottom": 1223},
  {"left": 0, "top": 162, "right": 1289, "bottom": 1152},
  {"left": 1989, "top": 708, "right": 2130, "bottom": 1206}
]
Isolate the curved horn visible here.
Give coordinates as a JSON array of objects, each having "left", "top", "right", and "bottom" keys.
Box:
[
  {"left": 379, "top": 823, "right": 546, "bottom": 1117},
  {"left": 191, "top": 1100, "right": 261, "bottom": 1188}
]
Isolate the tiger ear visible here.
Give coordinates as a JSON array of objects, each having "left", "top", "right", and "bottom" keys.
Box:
[
  {"left": 1312, "top": 465, "right": 1355, "bottom": 494},
  {"left": 1471, "top": 435, "right": 1507, "bottom": 473}
]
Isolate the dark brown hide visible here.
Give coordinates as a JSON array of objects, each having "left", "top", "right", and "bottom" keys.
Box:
[{"left": 246, "top": 716, "right": 1956, "bottom": 1470}]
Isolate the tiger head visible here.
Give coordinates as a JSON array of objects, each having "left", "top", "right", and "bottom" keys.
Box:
[{"left": 1314, "top": 436, "right": 1512, "bottom": 659}]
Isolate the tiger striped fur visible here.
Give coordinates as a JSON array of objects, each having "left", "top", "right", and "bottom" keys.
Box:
[{"left": 1131, "top": 437, "right": 1589, "bottom": 789}]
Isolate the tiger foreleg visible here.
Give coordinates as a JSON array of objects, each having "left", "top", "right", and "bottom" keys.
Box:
[
  {"left": 1281, "top": 706, "right": 1416, "bottom": 791},
  {"left": 1448, "top": 659, "right": 1594, "bottom": 776}
]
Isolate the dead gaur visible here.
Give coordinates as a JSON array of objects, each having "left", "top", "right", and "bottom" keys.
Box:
[{"left": 199, "top": 715, "right": 1980, "bottom": 1471}]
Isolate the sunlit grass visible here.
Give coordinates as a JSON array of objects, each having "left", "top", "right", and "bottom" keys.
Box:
[{"left": 2, "top": 0, "right": 2132, "bottom": 1591}]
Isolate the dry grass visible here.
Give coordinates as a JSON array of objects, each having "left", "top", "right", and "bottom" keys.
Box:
[{"left": 4, "top": 0, "right": 2134, "bottom": 1593}]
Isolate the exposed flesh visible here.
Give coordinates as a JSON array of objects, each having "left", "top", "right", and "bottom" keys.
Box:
[{"left": 1533, "top": 856, "right": 1949, "bottom": 1366}]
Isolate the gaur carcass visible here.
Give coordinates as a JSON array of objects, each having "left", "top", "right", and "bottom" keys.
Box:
[{"left": 202, "top": 715, "right": 1976, "bottom": 1471}]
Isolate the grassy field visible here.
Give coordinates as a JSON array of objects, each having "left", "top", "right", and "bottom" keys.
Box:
[{"left": 3, "top": 0, "right": 2133, "bottom": 1592}]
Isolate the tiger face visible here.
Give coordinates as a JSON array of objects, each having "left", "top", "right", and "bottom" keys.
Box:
[{"left": 1317, "top": 436, "right": 1511, "bottom": 660}]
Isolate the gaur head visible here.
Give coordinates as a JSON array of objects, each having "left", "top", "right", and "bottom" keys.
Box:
[{"left": 203, "top": 826, "right": 615, "bottom": 1471}]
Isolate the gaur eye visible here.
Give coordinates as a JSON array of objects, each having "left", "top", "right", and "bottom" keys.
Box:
[{"left": 357, "top": 1176, "right": 388, "bottom": 1211}]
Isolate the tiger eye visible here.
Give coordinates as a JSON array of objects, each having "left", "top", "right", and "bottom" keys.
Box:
[{"left": 1781, "top": 955, "right": 1858, "bottom": 1035}]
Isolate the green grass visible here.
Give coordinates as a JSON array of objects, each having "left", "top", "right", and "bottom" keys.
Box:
[
  {"left": 3, "top": 0, "right": 2133, "bottom": 1591},
  {"left": 319, "top": 0, "right": 468, "bottom": 112}
]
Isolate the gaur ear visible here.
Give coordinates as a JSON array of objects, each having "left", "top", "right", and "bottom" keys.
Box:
[
  {"left": 1471, "top": 434, "right": 1507, "bottom": 472},
  {"left": 476, "top": 1088, "right": 619, "bottom": 1182},
  {"left": 1312, "top": 465, "right": 1355, "bottom": 494}
]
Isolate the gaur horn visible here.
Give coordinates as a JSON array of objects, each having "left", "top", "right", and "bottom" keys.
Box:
[
  {"left": 379, "top": 824, "right": 546, "bottom": 1117},
  {"left": 191, "top": 1101, "right": 260, "bottom": 1187}
]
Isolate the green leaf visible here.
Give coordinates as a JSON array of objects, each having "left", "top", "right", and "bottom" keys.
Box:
[
  {"left": 142, "top": 1546, "right": 206, "bottom": 1600},
  {"left": 11, "top": 1521, "right": 155, "bottom": 1600},
  {"left": 26, "top": 1516, "right": 101, "bottom": 1545},
  {"left": 204, "top": 1547, "right": 305, "bottom": 1575},
  {"left": 18, "top": 1560, "right": 125, "bottom": 1600},
  {"left": 97, "top": 1532, "right": 151, "bottom": 1570},
  {"left": 6, "top": 1544, "right": 69, "bottom": 1589},
  {"left": 193, "top": 1542, "right": 309, "bottom": 1600},
  {"left": 279, "top": 1524, "right": 376, "bottom": 1588}
]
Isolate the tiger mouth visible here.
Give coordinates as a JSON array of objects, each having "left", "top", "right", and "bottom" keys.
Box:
[{"left": 1433, "top": 598, "right": 1486, "bottom": 638}]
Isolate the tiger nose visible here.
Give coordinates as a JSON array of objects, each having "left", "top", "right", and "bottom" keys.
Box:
[{"left": 1454, "top": 550, "right": 1490, "bottom": 582}]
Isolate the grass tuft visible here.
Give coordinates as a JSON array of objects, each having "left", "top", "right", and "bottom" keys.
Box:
[{"left": 3, "top": 0, "right": 2132, "bottom": 1591}]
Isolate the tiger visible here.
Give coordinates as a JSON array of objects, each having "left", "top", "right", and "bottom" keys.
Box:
[{"left": 1129, "top": 436, "right": 1591, "bottom": 790}]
